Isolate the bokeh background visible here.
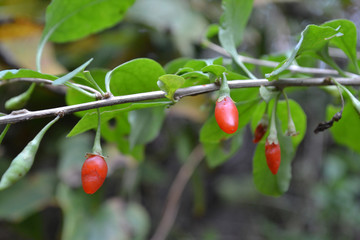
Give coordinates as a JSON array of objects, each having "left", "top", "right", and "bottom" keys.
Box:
[{"left": 0, "top": 0, "right": 360, "bottom": 239}]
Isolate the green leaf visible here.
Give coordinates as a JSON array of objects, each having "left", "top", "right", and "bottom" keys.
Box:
[
  {"left": 219, "top": 0, "right": 254, "bottom": 51},
  {"left": 251, "top": 100, "right": 306, "bottom": 148},
  {"left": 201, "top": 64, "right": 227, "bottom": 77},
  {"left": 66, "top": 69, "right": 107, "bottom": 117},
  {"left": 5, "top": 83, "right": 36, "bottom": 110},
  {"left": 266, "top": 24, "right": 344, "bottom": 80},
  {"left": 0, "top": 124, "right": 10, "bottom": 145},
  {"left": 203, "top": 130, "right": 243, "bottom": 168},
  {"left": 57, "top": 184, "right": 150, "bottom": 240},
  {"left": 0, "top": 69, "right": 57, "bottom": 80},
  {"left": 67, "top": 102, "right": 170, "bottom": 137},
  {"left": 259, "top": 86, "right": 279, "bottom": 103},
  {"left": 164, "top": 58, "right": 191, "bottom": 74},
  {"left": 157, "top": 74, "right": 185, "bottom": 101},
  {"left": 53, "top": 58, "right": 93, "bottom": 85},
  {"left": 252, "top": 116, "right": 294, "bottom": 196},
  {"left": 218, "top": 0, "right": 256, "bottom": 79},
  {"left": 37, "top": 0, "right": 134, "bottom": 71},
  {"left": 128, "top": 107, "right": 166, "bottom": 149},
  {"left": 0, "top": 171, "right": 56, "bottom": 221},
  {"left": 108, "top": 58, "right": 165, "bottom": 96},
  {"left": 327, "top": 103, "right": 360, "bottom": 154},
  {"left": 322, "top": 19, "right": 360, "bottom": 74},
  {"left": 205, "top": 24, "right": 219, "bottom": 40}
]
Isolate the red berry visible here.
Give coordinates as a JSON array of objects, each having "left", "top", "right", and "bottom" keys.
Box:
[
  {"left": 215, "top": 96, "right": 239, "bottom": 134},
  {"left": 81, "top": 154, "right": 108, "bottom": 194},
  {"left": 253, "top": 123, "right": 268, "bottom": 143},
  {"left": 265, "top": 141, "right": 281, "bottom": 175}
]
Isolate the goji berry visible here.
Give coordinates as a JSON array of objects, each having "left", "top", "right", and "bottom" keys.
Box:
[
  {"left": 81, "top": 154, "right": 108, "bottom": 194},
  {"left": 265, "top": 140, "right": 281, "bottom": 175},
  {"left": 215, "top": 96, "right": 239, "bottom": 134}
]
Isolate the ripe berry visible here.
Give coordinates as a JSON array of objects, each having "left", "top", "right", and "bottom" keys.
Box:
[
  {"left": 253, "top": 123, "right": 268, "bottom": 143},
  {"left": 81, "top": 154, "right": 108, "bottom": 194},
  {"left": 265, "top": 140, "right": 281, "bottom": 175},
  {"left": 215, "top": 96, "right": 239, "bottom": 134}
]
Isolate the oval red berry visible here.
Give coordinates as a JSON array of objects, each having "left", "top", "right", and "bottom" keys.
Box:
[
  {"left": 215, "top": 96, "right": 239, "bottom": 134},
  {"left": 265, "top": 141, "right": 281, "bottom": 175},
  {"left": 253, "top": 123, "right": 267, "bottom": 143},
  {"left": 81, "top": 154, "right": 108, "bottom": 194}
]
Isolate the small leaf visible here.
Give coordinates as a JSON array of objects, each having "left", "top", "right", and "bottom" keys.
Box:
[
  {"left": 53, "top": 58, "right": 93, "bottom": 85},
  {"left": 322, "top": 19, "right": 359, "bottom": 74},
  {"left": 266, "top": 24, "right": 344, "bottom": 80},
  {"left": 5, "top": 83, "right": 36, "bottom": 110},
  {"left": 0, "top": 69, "right": 57, "bottom": 80},
  {"left": 201, "top": 65, "right": 227, "bottom": 77},
  {"left": 164, "top": 58, "right": 190, "bottom": 74},
  {"left": 157, "top": 74, "right": 185, "bottom": 101},
  {"left": 0, "top": 124, "right": 10, "bottom": 145},
  {"left": 205, "top": 24, "right": 219, "bottom": 40}
]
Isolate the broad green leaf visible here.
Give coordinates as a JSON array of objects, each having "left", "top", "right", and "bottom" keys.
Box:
[
  {"left": 266, "top": 24, "right": 344, "bottom": 80},
  {"left": 203, "top": 130, "right": 243, "bottom": 168},
  {"left": 108, "top": 58, "right": 165, "bottom": 96},
  {"left": 327, "top": 103, "right": 360, "bottom": 154},
  {"left": 253, "top": 117, "right": 295, "bottom": 196},
  {"left": 251, "top": 100, "right": 306, "bottom": 148},
  {"left": 67, "top": 102, "right": 170, "bottom": 137},
  {"left": 184, "top": 59, "right": 208, "bottom": 71},
  {"left": 0, "top": 69, "right": 57, "bottom": 80},
  {"left": 53, "top": 58, "right": 93, "bottom": 85},
  {"left": 164, "top": 58, "right": 191, "bottom": 74},
  {"left": 322, "top": 19, "right": 359, "bottom": 74},
  {"left": 57, "top": 184, "right": 150, "bottom": 240},
  {"left": 37, "top": 0, "right": 134, "bottom": 71},
  {"left": 157, "top": 74, "right": 185, "bottom": 101},
  {"left": 219, "top": 0, "right": 254, "bottom": 51},
  {"left": 128, "top": 107, "right": 166, "bottom": 149},
  {"left": 0, "top": 171, "right": 56, "bottom": 221},
  {"left": 218, "top": 0, "right": 255, "bottom": 79}
]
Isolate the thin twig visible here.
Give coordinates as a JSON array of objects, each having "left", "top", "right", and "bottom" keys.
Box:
[
  {"left": 1, "top": 77, "right": 360, "bottom": 124},
  {"left": 0, "top": 77, "right": 101, "bottom": 95},
  {"left": 150, "top": 145, "right": 204, "bottom": 240},
  {"left": 205, "top": 41, "right": 360, "bottom": 78}
]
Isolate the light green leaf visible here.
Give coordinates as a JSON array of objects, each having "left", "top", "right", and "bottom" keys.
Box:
[
  {"left": 128, "top": 107, "right": 166, "bottom": 149},
  {"left": 219, "top": 0, "right": 254, "bottom": 51},
  {"left": 157, "top": 74, "right": 185, "bottom": 101},
  {"left": 0, "top": 69, "right": 57, "bottom": 80},
  {"left": 67, "top": 102, "right": 170, "bottom": 137},
  {"left": 37, "top": 0, "right": 134, "bottom": 71},
  {"left": 53, "top": 58, "right": 93, "bottom": 85},
  {"left": 201, "top": 65, "right": 227, "bottom": 77},
  {"left": 164, "top": 58, "right": 191, "bottom": 74},
  {"left": 107, "top": 58, "right": 165, "bottom": 96},
  {"left": 266, "top": 24, "right": 344, "bottom": 80},
  {"left": 322, "top": 19, "right": 360, "bottom": 74}
]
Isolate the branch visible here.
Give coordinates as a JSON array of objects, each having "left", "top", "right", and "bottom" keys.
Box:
[
  {"left": 150, "top": 145, "right": 204, "bottom": 240},
  {"left": 205, "top": 41, "right": 360, "bottom": 78},
  {"left": 1, "top": 77, "right": 360, "bottom": 124}
]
